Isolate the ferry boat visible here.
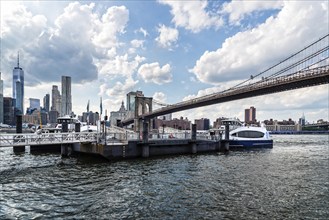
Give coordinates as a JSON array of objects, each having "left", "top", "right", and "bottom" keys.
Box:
[{"left": 229, "top": 126, "right": 273, "bottom": 148}]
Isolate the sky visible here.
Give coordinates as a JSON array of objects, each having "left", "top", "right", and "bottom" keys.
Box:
[{"left": 1, "top": 0, "right": 328, "bottom": 124}]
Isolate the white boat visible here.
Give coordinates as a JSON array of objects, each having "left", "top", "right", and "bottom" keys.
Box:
[
  {"left": 229, "top": 126, "right": 273, "bottom": 148},
  {"left": 55, "top": 115, "right": 81, "bottom": 131}
]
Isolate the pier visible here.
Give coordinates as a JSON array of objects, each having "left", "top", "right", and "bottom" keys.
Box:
[{"left": 0, "top": 125, "right": 233, "bottom": 160}]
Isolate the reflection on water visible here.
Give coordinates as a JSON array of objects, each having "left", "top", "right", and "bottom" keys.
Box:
[{"left": 1, "top": 135, "right": 328, "bottom": 219}]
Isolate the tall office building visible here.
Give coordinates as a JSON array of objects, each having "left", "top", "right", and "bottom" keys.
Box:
[
  {"left": 0, "top": 72, "right": 3, "bottom": 123},
  {"left": 245, "top": 106, "right": 256, "bottom": 124},
  {"left": 51, "top": 85, "right": 61, "bottom": 113},
  {"left": 12, "top": 53, "right": 24, "bottom": 114},
  {"left": 43, "top": 93, "right": 50, "bottom": 112},
  {"left": 61, "top": 76, "right": 72, "bottom": 116}
]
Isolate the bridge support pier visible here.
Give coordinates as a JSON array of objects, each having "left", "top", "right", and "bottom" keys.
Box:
[{"left": 134, "top": 118, "right": 142, "bottom": 133}]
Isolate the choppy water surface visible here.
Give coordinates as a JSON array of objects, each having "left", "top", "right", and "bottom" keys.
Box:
[{"left": 1, "top": 135, "right": 328, "bottom": 219}]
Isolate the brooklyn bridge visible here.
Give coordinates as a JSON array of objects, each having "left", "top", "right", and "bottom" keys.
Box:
[{"left": 122, "top": 34, "right": 329, "bottom": 128}]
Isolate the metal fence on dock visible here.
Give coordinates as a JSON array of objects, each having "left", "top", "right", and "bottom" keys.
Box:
[{"left": 0, "top": 130, "right": 218, "bottom": 148}]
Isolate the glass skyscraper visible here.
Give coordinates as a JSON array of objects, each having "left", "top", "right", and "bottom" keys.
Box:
[
  {"left": 61, "top": 76, "right": 72, "bottom": 116},
  {"left": 43, "top": 93, "right": 50, "bottom": 112},
  {"left": 12, "top": 53, "right": 24, "bottom": 114},
  {"left": 51, "top": 85, "right": 61, "bottom": 113}
]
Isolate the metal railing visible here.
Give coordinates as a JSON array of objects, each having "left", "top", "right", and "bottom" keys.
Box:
[
  {"left": 0, "top": 132, "right": 101, "bottom": 147},
  {"left": 0, "top": 130, "right": 217, "bottom": 148}
]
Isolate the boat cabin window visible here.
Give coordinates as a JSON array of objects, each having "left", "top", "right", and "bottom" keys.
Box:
[
  {"left": 232, "top": 131, "right": 264, "bottom": 138},
  {"left": 57, "top": 118, "right": 73, "bottom": 123}
]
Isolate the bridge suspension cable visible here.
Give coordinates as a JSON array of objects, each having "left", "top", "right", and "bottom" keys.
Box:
[
  {"left": 230, "top": 34, "right": 329, "bottom": 89},
  {"left": 152, "top": 99, "right": 172, "bottom": 107}
]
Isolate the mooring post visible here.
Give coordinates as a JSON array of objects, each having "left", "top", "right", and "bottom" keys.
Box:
[
  {"left": 61, "top": 144, "right": 72, "bottom": 157},
  {"left": 225, "top": 124, "right": 229, "bottom": 140},
  {"left": 142, "top": 121, "right": 149, "bottom": 157},
  {"left": 13, "top": 114, "right": 25, "bottom": 153},
  {"left": 142, "top": 121, "right": 149, "bottom": 143},
  {"left": 224, "top": 124, "right": 230, "bottom": 152},
  {"left": 191, "top": 124, "right": 197, "bottom": 153},
  {"left": 218, "top": 131, "right": 222, "bottom": 151},
  {"left": 191, "top": 124, "right": 196, "bottom": 141}
]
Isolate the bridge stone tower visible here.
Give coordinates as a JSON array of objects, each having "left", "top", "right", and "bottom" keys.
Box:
[{"left": 134, "top": 96, "right": 152, "bottom": 132}]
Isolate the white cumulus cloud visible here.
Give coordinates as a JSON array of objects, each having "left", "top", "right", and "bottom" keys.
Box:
[
  {"left": 138, "top": 62, "right": 172, "bottom": 85},
  {"left": 135, "top": 27, "right": 149, "bottom": 37},
  {"left": 106, "top": 77, "right": 139, "bottom": 97},
  {"left": 221, "top": 0, "right": 284, "bottom": 25},
  {"left": 155, "top": 24, "right": 179, "bottom": 49},
  {"left": 153, "top": 92, "right": 167, "bottom": 103},
  {"left": 97, "top": 54, "right": 146, "bottom": 77},
  {"left": 92, "top": 5, "right": 129, "bottom": 48},
  {"left": 1, "top": 1, "right": 131, "bottom": 85},
  {"left": 190, "top": 1, "right": 329, "bottom": 84},
  {"left": 159, "top": 0, "right": 223, "bottom": 33}
]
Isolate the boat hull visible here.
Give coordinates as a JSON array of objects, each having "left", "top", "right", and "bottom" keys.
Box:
[{"left": 229, "top": 139, "right": 273, "bottom": 149}]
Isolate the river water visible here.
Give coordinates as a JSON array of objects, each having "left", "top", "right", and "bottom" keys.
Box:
[{"left": 0, "top": 135, "right": 328, "bottom": 219}]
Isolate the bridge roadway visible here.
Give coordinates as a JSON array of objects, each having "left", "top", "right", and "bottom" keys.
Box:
[
  {"left": 122, "top": 65, "right": 329, "bottom": 126},
  {"left": 303, "top": 122, "right": 329, "bottom": 128}
]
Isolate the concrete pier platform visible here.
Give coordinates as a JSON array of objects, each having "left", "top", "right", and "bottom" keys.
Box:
[
  {"left": 71, "top": 139, "right": 225, "bottom": 160},
  {"left": 12, "top": 137, "right": 229, "bottom": 160}
]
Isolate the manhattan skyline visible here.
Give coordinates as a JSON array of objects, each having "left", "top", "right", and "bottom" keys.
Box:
[{"left": 0, "top": 1, "right": 328, "bottom": 123}]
